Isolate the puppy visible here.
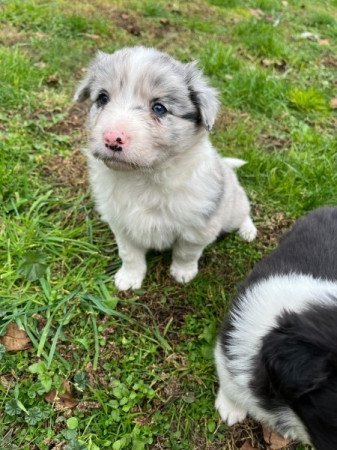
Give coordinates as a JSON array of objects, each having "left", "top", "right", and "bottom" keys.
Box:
[
  {"left": 215, "top": 207, "right": 337, "bottom": 449},
  {"left": 74, "top": 46, "right": 256, "bottom": 291}
]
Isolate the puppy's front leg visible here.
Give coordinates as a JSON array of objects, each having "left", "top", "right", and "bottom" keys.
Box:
[
  {"left": 114, "top": 233, "right": 147, "bottom": 291},
  {"left": 170, "top": 239, "right": 204, "bottom": 284}
]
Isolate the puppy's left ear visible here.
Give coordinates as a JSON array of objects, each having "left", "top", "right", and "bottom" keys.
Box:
[{"left": 184, "top": 62, "right": 219, "bottom": 131}]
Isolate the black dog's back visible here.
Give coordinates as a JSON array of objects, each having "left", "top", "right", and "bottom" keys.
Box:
[{"left": 243, "top": 206, "right": 337, "bottom": 289}]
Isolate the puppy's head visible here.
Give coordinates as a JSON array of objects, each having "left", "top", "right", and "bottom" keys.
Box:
[
  {"left": 260, "top": 304, "right": 337, "bottom": 450},
  {"left": 74, "top": 46, "right": 219, "bottom": 170}
]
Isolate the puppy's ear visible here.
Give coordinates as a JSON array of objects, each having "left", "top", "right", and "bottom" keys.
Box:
[
  {"left": 261, "top": 313, "right": 337, "bottom": 450},
  {"left": 73, "top": 74, "right": 92, "bottom": 102},
  {"left": 262, "top": 329, "right": 331, "bottom": 401},
  {"left": 73, "top": 51, "right": 107, "bottom": 103},
  {"left": 184, "top": 62, "right": 219, "bottom": 131}
]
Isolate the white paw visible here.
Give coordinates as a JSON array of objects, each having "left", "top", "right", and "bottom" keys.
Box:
[
  {"left": 239, "top": 217, "right": 257, "bottom": 242},
  {"left": 215, "top": 390, "right": 247, "bottom": 426},
  {"left": 170, "top": 262, "right": 198, "bottom": 284},
  {"left": 114, "top": 267, "right": 145, "bottom": 291}
]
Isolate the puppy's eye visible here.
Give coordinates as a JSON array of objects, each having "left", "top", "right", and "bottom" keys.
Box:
[
  {"left": 96, "top": 92, "right": 110, "bottom": 107},
  {"left": 152, "top": 103, "right": 167, "bottom": 117}
]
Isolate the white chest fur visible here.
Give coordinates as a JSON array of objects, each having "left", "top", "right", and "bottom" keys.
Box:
[{"left": 86, "top": 146, "right": 224, "bottom": 250}]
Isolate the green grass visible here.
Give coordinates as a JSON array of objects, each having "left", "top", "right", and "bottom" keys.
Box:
[{"left": 1, "top": 0, "right": 337, "bottom": 449}]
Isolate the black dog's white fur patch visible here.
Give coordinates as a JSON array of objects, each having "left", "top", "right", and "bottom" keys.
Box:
[{"left": 215, "top": 207, "right": 337, "bottom": 449}]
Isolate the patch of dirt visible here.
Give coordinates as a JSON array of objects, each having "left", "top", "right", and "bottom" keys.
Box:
[
  {"left": 49, "top": 103, "right": 88, "bottom": 136},
  {"left": 0, "top": 23, "right": 26, "bottom": 45},
  {"left": 260, "top": 58, "right": 288, "bottom": 73},
  {"left": 160, "top": 376, "right": 182, "bottom": 402},
  {"left": 216, "top": 109, "right": 250, "bottom": 131},
  {"left": 76, "top": 400, "right": 100, "bottom": 412},
  {"left": 188, "top": 419, "right": 296, "bottom": 450},
  {"left": 41, "top": 149, "right": 88, "bottom": 193},
  {"left": 222, "top": 419, "right": 296, "bottom": 450},
  {"left": 259, "top": 134, "right": 291, "bottom": 152},
  {"left": 133, "top": 292, "right": 194, "bottom": 341},
  {"left": 223, "top": 419, "right": 267, "bottom": 450},
  {"left": 114, "top": 11, "right": 143, "bottom": 36},
  {"left": 321, "top": 55, "right": 337, "bottom": 68},
  {"left": 151, "top": 18, "right": 182, "bottom": 39},
  {"left": 254, "top": 207, "right": 293, "bottom": 249}
]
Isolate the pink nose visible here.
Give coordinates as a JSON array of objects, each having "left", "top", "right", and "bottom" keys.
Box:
[{"left": 103, "top": 130, "right": 129, "bottom": 151}]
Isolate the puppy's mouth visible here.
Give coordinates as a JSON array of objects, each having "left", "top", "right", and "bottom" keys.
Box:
[{"left": 92, "top": 150, "right": 138, "bottom": 170}]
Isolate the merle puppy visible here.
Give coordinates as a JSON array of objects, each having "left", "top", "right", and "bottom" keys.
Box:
[
  {"left": 215, "top": 207, "right": 337, "bottom": 450},
  {"left": 74, "top": 47, "right": 256, "bottom": 291}
]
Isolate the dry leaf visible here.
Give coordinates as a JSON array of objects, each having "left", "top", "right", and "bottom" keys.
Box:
[
  {"left": 263, "top": 425, "right": 292, "bottom": 449},
  {"left": 0, "top": 323, "right": 31, "bottom": 351},
  {"left": 240, "top": 441, "right": 258, "bottom": 450},
  {"left": 330, "top": 98, "right": 337, "bottom": 109},
  {"left": 45, "top": 380, "right": 78, "bottom": 410},
  {"left": 318, "top": 38, "right": 330, "bottom": 46}
]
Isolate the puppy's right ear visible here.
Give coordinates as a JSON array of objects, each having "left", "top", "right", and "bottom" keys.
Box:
[
  {"left": 73, "top": 74, "right": 92, "bottom": 102},
  {"left": 73, "top": 51, "right": 107, "bottom": 103}
]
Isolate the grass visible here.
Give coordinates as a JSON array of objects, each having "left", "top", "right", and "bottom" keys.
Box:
[{"left": 1, "top": 0, "right": 337, "bottom": 449}]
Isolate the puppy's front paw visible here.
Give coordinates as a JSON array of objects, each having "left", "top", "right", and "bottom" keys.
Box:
[
  {"left": 114, "top": 268, "right": 144, "bottom": 291},
  {"left": 215, "top": 389, "right": 247, "bottom": 426},
  {"left": 170, "top": 262, "right": 198, "bottom": 284}
]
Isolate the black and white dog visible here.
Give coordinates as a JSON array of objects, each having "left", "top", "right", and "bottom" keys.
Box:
[{"left": 215, "top": 207, "right": 337, "bottom": 449}]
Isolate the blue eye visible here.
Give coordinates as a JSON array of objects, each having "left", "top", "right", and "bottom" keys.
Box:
[{"left": 152, "top": 103, "right": 167, "bottom": 117}]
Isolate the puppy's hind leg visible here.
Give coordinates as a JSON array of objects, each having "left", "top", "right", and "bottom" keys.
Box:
[
  {"left": 114, "top": 232, "right": 147, "bottom": 291},
  {"left": 170, "top": 239, "right": 204, "bottom": 283},
  {"left": 238, "top": 216, "right": 257, "bottom": 242}
]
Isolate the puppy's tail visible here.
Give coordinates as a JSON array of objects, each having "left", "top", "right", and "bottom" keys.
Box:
[{"left": 223, "top": 158, "right": 246, "bottom": 169}]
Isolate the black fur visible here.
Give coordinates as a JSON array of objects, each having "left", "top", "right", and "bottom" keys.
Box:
[
  {"left": 254, "top": 304, "right": 337, "bottom": 450},
  {"left": 187, "top": 88, "right": 203, "bottom": 127},
  {"left": 179, "top": 110, "right": 202, "bottom": 125},
  {"left": 242, "top": 207, "right": 337, "bottom": 288}
]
